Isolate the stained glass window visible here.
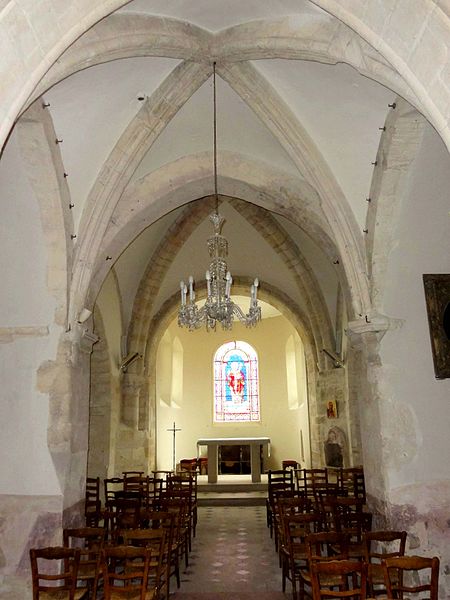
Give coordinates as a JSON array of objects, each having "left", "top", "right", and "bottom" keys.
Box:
[{"left": 213, "top": 341, "right": 260, "bottom": 422}]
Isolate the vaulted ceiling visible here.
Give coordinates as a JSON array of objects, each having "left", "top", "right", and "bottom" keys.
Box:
[{"left": 17, "top": 0, "right": 420, "bottom": 353}]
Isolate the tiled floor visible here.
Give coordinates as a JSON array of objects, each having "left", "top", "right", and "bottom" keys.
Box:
[{"left": 172, "top": 505, "right": 286, "bottom": 599}]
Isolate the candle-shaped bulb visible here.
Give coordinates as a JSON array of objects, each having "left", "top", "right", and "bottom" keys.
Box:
[
  {"left": 206, "top": 271, "right": 211, "bottom": 296},
  {"left": 188, "top": 275, "right": 194, "bottom": 302},
  {"left": 225, "top": 271, "right": 232, "bottom": 298},
  {"left": 180, "top": 280, "right": 185, "bottom": 305}
]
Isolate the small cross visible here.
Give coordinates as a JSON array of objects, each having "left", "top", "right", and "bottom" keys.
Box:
[{"left": 167, "top": 422, "right": 182, "bottom": 472}]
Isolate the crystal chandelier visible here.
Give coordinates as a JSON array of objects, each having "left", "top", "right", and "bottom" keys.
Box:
[{"left": 178, "top": 63, "right": 261, "bottom": 332}]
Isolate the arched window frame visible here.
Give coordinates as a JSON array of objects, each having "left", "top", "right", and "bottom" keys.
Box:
[{"left": 213, "top": 340, "right": 260, "bottom": 422}]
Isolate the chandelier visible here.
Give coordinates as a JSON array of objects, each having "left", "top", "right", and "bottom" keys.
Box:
[{"left": 178, "top": 63, "right": 261, "bottom": 332}]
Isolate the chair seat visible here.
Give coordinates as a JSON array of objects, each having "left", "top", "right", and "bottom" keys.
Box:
[{"left": 36, "top": 590, "right": 87, "bottom": 600}]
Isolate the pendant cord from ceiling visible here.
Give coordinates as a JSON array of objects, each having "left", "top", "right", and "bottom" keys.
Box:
[{"left": 213, "top": 62, "right": 219, "bottom": 214}]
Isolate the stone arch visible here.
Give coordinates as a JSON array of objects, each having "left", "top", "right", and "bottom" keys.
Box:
[
  {"left": 308, "top": 0, "right": 450, "bottom": 141},
  {"left": 87, "top": 152, "right": 341, "bottom": 310},
  {"left": 16, "top": 101, "right": 72, "bottom": 326},
  {"left": 136, "top": 279, "right": 321, "bottom": 470},
  {"left": 365, "top": 98, "right": 426, "bottom": 310},
  {"left": 2, "top": 1, "right": 450, "bottom": 155},
  {"left": 124, "top": 195, "right": 334, "bottom": 379},
  {"left": 28, "top": 14, "right": 418, "bottom": 109}
]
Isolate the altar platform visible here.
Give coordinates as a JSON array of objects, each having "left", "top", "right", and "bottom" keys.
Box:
[{"left": 197, "top": 474, "right": 268, "bottom": 506}]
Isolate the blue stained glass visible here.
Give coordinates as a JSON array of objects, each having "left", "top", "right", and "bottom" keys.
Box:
[{"left": 213, "top": 341, "right": 260, "bottom": 422}]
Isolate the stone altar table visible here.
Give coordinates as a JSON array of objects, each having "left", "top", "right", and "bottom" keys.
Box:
[{"left": 197, "top": 437, "right": 270, "bottom": 483}]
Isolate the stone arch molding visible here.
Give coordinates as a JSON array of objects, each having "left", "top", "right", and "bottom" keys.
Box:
[
  {"left": 72, "top": 55, "right": 370, "bottom": 322},
  {"left": 2, "top": 0, "right": 450, "bottom": 155},
  {"left": 123, "top": 195, "right": 334, "bottom": 374},
  {"left": 86, "top": 151, "right": 344, "bottom": 309},
  {"left": 28, "top": 14, "right": 419, "bottom": 109}
]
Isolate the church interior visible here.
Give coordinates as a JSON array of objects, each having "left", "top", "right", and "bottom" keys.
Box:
[{"left": 1, "top": 0, "right": 450, "bottom": 597}]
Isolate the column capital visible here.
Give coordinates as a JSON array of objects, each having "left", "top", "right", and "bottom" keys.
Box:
[{"left": 346, "top": 311, "right": 403, "bottom": 342}]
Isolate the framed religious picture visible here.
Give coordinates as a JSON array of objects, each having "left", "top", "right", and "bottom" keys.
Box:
[
  {"left": 423, "top": 274, "right": 450, "bottom": 379},
  {"left": 326, "top": 399, "right": 337, "bottom": 418}
]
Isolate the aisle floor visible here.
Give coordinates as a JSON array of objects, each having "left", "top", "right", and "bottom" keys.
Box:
[{"left": 172, "top": 505, "right": 286, "bottom": 600}]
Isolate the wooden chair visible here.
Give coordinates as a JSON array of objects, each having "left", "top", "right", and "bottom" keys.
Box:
[
  {"left": 104, "top": 477, "right": 124, "bottom": 506},
  {"left": 341, "top": 467, "right": 366, "bottom": 502},
  {"left": 169, "top": 471, "right": 198, "bottom": 543},
  {"left": 335, "top": 510, "right": 372, "bottom": 560},
  {"left": 101, "top": 545, "right": 156, "bottom": 600},
  {"left": 30, "top": 546, "right": 86, "bottom": 600},
  {"left": 137, "top": 511, "right": 177, "bottom": 600},
  {"left": 382, "top": 555, "right": 439, "bottom": 600},
  {"left": 63, "top": 527, "right": 106, "bottom": 598},
  {"left": 266, "top": 469, "right": 294, "bottom": 537},
  {"left": 120, "top": 528, "right": 167, "bottom": 599},
  {"left": 104, "top": 497, "right": 141, "bottom": 544},
  {"left": 282, "top": 512, "right": 323, "bottom": 600},
  {"left": 311, "top": 559, "right": 368, "bottom": 599},
  {"left": 85, "top": 477, "right": 101, "bottom": 527},
  {"left": 302, "top": 531, "right": 350, "bottom": 597},
  {"left": 363, "top": 530, "right": 407, "bottom": 597},
  {"left": 303, "top": 468, "right": 329, "bottom": 500}
]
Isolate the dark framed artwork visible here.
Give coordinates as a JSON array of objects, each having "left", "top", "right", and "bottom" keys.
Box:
[{"left": 423, "top": 274, "right": 450, "bottom": 379}]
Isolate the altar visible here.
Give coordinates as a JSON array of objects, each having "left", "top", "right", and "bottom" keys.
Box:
[{"left": 197, "top": 437, "right": 270, "bottom": 483}]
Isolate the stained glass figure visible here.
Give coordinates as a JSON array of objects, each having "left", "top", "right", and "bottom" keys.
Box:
[{"left": 214, "top": 341, "right": 260, "bottom": 422}]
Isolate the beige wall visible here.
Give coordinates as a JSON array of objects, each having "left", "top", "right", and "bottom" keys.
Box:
[{"left": 156, "top": 314, "right": 311, "bottom": 471}]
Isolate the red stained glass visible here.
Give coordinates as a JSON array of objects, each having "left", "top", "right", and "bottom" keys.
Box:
[{"left": 213, "top": 341, "right": 260, "bottom": 422}]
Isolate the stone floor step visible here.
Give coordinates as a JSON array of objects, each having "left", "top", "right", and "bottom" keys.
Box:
[
  {"left": 196, "top": 474, "right": 268, "bottom": 506},
  {"left": 197, "top": 491, "right": 267, "bottom": 506}
]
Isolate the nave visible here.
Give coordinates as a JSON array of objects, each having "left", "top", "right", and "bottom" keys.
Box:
[{"left": 173, "top": 506, "right": 285, "bottom": 600}]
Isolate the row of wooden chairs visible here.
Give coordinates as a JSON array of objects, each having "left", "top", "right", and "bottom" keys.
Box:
[
  {"left": 266, "top": 469, "right": 440, "bottom": 599},
  {"left": 30, "top": 471, "right": 199, "bottom": 599},
  {"left": 266, "top": 467, "right": 365, "bottom": 541},
  {"left": 299, "top": 552, "right": 439, "bottom": 599},
  {"left": 30, "top": 513, "right": 185, "bottom": 599},
  {"left": 30, "top": 542, "right": 163, "bottom": 599},
  {"left": 86, "top": 471, "right": 198, "bottom": 543}
]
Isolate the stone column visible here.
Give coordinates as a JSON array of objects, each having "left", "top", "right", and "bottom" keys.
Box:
[{"left": 345, "top": 313, "right": 394, "bottom": 515}]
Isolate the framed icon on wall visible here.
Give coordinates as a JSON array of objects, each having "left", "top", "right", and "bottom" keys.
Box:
[{"left": 423, "top": 274, "right": 450, "bottom": 379}]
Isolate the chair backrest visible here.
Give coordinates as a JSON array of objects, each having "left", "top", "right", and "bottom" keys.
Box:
[
  {"left": 304, "top": 468, "right": 329, "bottom": 498},
  {"left": 85, "top": 477, "right": 101, "bottom": 526},
  {"left": 102, "top": 545, "right": 154, "bottom": 600},
  {"left": 383, "top": 555, "right": 440, "bottom": 600},
  {"left": 364, "top": 530, "right": 407, "bottom": 564},
  {"left": 306, "top": 531, "right": 349, "bottom": 563},
  {"left": 311, "top": 559, "right": 368, "bottom": 599},
  {"left": 341, "top": 467, "right": 365, "bottom": 501},
  {"left": 283, "top": 512, "right": 323, "bottom": 557},
  {"left": 104, "top": 477, "right": 124, "bottom": 504},
  {"left": 63, "top": 527, "right": 105, "bottom": 596},
  {"left": 363, "top": 530, "right": 407, "bottom": 597},
  {"left": 30, "top": 546, "right": 82, "bottom": 600}
]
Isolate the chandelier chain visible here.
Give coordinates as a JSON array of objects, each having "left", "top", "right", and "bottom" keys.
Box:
[{"left": 178, "top": 62, "right": 261, "bottom": 331}]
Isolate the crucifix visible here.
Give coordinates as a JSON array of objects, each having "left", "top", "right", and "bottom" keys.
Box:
[{"left": 167, "top": 421, "right": 181, "bottom": 472}]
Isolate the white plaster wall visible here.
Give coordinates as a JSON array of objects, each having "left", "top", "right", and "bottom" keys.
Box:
[
  {"left": 0, "top": 131, "right": 60, "bottom": 494},
  {"left": 0, "top": 132, "right": 55, "bottom": 326},
  {"left": 156, "top": 314, "right": 310, "bottom": 471},
  {"left": 380, "top": 122, "right": 450, "bottom": 490}
]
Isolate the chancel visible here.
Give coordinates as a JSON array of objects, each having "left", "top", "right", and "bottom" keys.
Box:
[
  {"left": 1, "top": 1, "right": 450, "bottom": 597},
  {"left": 197, "top": 437, "right": 270, "bottom": 483}
]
